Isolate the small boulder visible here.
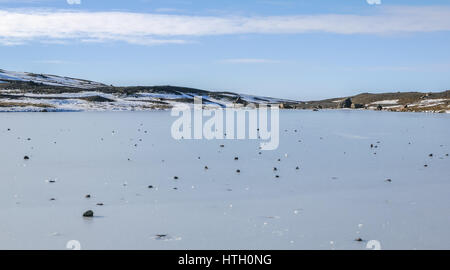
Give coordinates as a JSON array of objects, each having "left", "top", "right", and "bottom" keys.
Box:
[
  {"left": 83, "top": 210, "right": 94, "bottom": 217},
  {"left": 338, "top": 98, "right": 352, "bottom": 109},
  {"left": 351, "top": 103, "right": 364, "bottom": 109}
]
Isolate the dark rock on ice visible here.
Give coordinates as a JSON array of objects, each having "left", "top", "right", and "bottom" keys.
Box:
[{"left": 83, "top": 210, "right": 94, "bottom": 217}]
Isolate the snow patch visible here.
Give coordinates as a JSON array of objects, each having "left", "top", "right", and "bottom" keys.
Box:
[{"left": 370, "top": 99, "right": 399, "bottom": 105}]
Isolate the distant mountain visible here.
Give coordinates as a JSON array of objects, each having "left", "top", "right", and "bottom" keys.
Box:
[{"left": 0, "top": 68, "right": 449, "bottom": 113}]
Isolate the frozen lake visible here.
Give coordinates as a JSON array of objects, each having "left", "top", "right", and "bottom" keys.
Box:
[{"left": 0, "top": 110, "right": 449, "bottom": 250}]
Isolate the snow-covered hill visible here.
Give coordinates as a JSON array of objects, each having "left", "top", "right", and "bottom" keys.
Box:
[
  {"left": 0, "top": 68, "right": 299, "bottom": 112},
  {"left": 0, "top": 69, "right": 105, "bottom": 89},
  {"left": 4, "top": 68, "right": 446, "bottom": 113}
]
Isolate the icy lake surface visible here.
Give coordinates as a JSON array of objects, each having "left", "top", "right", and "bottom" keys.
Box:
[{"left": 0, "top": 110, "right": 449, "bottom": 250}]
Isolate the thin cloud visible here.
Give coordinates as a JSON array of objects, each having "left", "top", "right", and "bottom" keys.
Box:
[
  {"left": 1, "top": 6, "right": 450, "bottom": 45},
  {"left": 0, "top": 0, "right": 53, "bottom": 2},
  {"left": 222, "top": 58, "right": 281, "bottom": 64},
  {"left": 154, "top": 8, "right": 184, "bottom": 13},
  {"left": 33, "top": 60, "right": 66, "bottom": 64},
  {"left": 67, "top": 0, "right": 81, "bottom": 5},
  {"left": 367, "top": 0, "right": 382, "bottom": 5}
]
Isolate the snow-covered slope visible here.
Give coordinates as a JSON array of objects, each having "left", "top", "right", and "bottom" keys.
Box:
[
  {"left": 0, "top": 69, "right": 105, "bottom": 89},
  {"left": 0, "top": 68, "right": 302, "bottom": 111},
  {"left": 1, "top": 68, "right": 448, "bottom": 113}
]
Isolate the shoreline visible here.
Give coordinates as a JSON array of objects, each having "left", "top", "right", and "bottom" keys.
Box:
[{"left": 0, "top": 107, "right": 449, "bottom": 114}]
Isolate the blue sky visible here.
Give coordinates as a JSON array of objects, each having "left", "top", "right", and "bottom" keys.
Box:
[{"left": 1, "top": 0, "right": 450, "bottom": 100}]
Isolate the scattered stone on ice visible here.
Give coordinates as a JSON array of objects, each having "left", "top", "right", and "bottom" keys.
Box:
[{"left": 83, "top": 210, "right": 94, "bottom": 217}]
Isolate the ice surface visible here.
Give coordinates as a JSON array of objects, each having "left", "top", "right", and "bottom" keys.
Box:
[{"left": 0, "top": 110, "right": 449, "bottom": 250}]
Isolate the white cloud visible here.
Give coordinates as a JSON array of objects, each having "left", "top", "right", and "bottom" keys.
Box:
[
  {"left": 67, "top": 0, "right": 81, "bottom": 4},
  {"left": 367, "top": 0, "right": 382, "bottom": 5},
  {"left": 0, "top": 0, "right": 51, "bottom": 2},
  {"left": 1, "top": 6, "right": 450, "bottom": 45}
]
